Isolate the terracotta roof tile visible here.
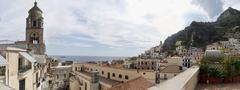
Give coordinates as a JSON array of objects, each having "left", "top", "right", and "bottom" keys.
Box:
[
  {"left": 108, "top": 77, "right": 154, "bottom": 90},
  {"left": 160, "top": 65, "right": 181, "bottom": 73}
]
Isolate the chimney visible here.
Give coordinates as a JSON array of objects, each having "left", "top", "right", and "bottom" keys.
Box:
[
  {"left": 91, "top": 71, "right": 99, "bottom": 83},
  {"left": 90, "top": 71, "right": 99, "bottom": 90}
]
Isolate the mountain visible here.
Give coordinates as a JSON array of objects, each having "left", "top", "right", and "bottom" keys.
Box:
[{"left": 162, "top": 7, "right": 240, "bottom": 55}]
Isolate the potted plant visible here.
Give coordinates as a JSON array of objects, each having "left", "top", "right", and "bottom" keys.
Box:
[
  {"left": 223, "top": 56, "right": 233, "bottom": 83},
  {"left": 232, "top": 58, "right": 240, "bottom": 82},
  {"left": 199, "top": 64, "right": 209, "bottom": 83},
  {"left": 207, "top": 68, "right": 224, "bottom": 84}
]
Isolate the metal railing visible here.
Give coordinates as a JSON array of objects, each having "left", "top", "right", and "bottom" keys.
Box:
[
  {"left": 0, "top": 67, "right": 5, "bottom": 76},
  {"left": 18, "top": 65, "right": 31, "bottom": 73}
]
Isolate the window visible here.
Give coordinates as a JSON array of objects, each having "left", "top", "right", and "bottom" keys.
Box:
[
  {"left": 85, "top": 82, "right": 87, "bottom": 90},
  {"left": 38, "top": 20, "right": 42, "bottom": 27},
  {"left": 112, "top": 73, "right": 115, "bottom": 77},
  {"left": 49, "top": 80, "right": 52, "bottom": 84},
  {"left": 125, "top": 75, "right": 129, "bottom": 80},
  {"left": 56, "top": 75, "right": 59, "bottom": 79},
  {"left": 36, "top": 72, "right": 38, "bottom": 83},
  {"left": 107, "top": 72, "right": 110, "bottom": 79},
  {"left": 152, "top": 62, "right": 154, "bottom": 65},
  {"left": 164, "top": 74, "right": 167, "bottom": 80},
  {"left": 75, "top": 67, "right": 77, "bottom": 71},
  {"left": 143, "top": 72, "right": 146, "bottom": 75},
  {"left": 91, "top": 68, "right": 93, "bottom": 71},
  {"left": 102, "top": 71, "right": 104, "bottom": 74},
  {"left": 119, "top": 74, "right": 122, "bottom": 78},
  {"left": 33, "top": 20, "right": 37, "bottom": 27},
  {"left": 64, "top": 74, "right": 66, "bottom": 78}
]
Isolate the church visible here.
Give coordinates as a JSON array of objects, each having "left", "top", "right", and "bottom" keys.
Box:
[
  {"left": 0, "top": 1, "right": 45, "bottom": 55},
  {"left": 0, "top": 2, "right": 50, "bottom": 90}
]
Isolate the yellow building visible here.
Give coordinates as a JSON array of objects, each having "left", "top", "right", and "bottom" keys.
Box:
[{"left": 70, "top": 63, "right": 157, "bottom": 90}]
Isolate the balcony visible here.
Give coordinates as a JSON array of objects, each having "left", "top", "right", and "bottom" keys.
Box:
[
  {"left": 0, "top": 66, "right": 5, "bottom": 76},
  {"left": 18, "top": 65, "right": 31, "bottom": 76},
  {"left": 0, "top": 76, "right": 5, "bottom": 83}
]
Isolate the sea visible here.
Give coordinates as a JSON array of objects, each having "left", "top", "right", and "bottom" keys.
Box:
[{"left": 49, "top": 55, "right": 127, "bottom": 63}]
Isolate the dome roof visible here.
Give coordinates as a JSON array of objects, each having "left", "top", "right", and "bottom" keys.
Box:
[{"left": 28, "top": 2, "right": 43, "bottom": 18}]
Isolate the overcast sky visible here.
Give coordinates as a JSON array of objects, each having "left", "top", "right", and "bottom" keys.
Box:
[{"left": 0, "top": 0, "right": 240, "bottom": 56}]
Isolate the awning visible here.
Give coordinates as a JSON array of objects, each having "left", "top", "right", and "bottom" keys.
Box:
[
  {"left": 0, "top": 55, "right": 7, "bottom": 66},
  {"left": 19, "top": 52, "right": 36, "bottom": 63}
]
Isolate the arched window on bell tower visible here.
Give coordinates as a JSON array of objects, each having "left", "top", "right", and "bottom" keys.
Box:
[
  {"left": 31, "top": 33, "right": 39, "bottom": 44},
  {"left": 32, "top": 20, "right": 37, "bottom": 27},
  {"left": 37, "top": 19, "right": 43, "bottom": 28}
]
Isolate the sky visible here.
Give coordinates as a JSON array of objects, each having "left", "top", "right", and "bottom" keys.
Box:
[{"left": 0, "top": 0, "right": 240, "bottom": 56}]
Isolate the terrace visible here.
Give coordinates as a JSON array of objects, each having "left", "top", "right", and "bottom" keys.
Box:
[
  {"left": 149, "top": 56, "right": 240, "bottom": 90},
  {"left": 18, "top": 52, "right": 35, "bottom": 77}
]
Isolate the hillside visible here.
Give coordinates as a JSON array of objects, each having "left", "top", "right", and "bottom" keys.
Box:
[{"left": 162, "top": 7, "right": 240, "bottom": 54}]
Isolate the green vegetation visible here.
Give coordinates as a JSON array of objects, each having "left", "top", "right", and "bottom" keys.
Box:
[
  {"left": 162, "top": 7, "right": 240, "bottom": 55},
  {"left": 200, "top": 56, "right": 240, "bottom": 78},
  {"left": 223, "top": 56, "right": 240, "bottom": 76},
  {"left": 201, "top": 56, "right": 224, "bottom": 64}
]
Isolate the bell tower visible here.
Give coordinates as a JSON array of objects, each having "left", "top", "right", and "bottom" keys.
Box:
[{"left": 26, "top": 1, "right": 45, "bottom": 55}]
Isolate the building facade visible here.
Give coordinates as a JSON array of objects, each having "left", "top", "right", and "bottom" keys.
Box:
[{"left": 0, "top": 2, "right": 50, "bottom": 90}]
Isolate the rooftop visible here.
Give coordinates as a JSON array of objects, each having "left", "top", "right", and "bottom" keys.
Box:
[
  {"left": 0, "top": 54, "right": 7, "bottom": 66},
  {"left": 160, "top": 65, "right": 181, "bottom": 73},
  {"left": 75, "top": 63, "right": 156, "bottom": 72},
  {"left": 76, "top": 71, "right": 121, "bottom": 86},
  {"left": 109, "top": 77, "right": 154, "bottom": 90},
  {"left": 51, "top": 65, "right": 72, "bottom": 69}
]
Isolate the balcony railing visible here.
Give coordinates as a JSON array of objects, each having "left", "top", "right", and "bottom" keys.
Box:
[
  {"left": 18, "top": 65, "right": 31, "bottom": 74},
  {"left": 0, "top": 67, "right": 5, "bottom": 76},
  {"left": 0, "top": 76, "right": 5, "bottom": 83}
]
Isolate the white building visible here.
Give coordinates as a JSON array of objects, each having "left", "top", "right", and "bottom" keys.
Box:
[{"left": 0, "top": 47, "right": 48, "bottom": 90}]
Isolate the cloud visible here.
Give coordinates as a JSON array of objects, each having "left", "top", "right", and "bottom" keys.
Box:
[
  {"left": 1, "top": 0, "right": 239, "bottom": 56},
  {"left": 191, "top": 0, "right": 224, "bottom": 18}
]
